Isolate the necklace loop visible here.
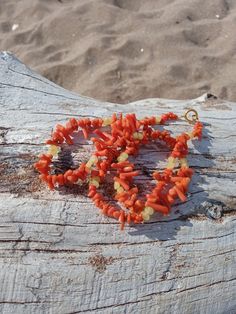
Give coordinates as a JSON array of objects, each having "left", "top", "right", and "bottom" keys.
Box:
[{"left": 34, "top": 111, "right": 203, "bottom": 230}]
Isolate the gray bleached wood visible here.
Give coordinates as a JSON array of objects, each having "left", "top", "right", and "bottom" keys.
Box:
[{"left": 0, "top": 52, "right": 236, "bottom": 314}]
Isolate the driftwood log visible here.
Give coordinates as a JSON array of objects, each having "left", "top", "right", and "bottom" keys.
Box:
[{"left": 0, "top": 52, "right": 235, "bottom": 314}]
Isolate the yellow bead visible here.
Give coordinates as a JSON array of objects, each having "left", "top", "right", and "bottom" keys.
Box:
[
  {"left": 168, "top": 157, "right": 175, "bottom": 163},
  {"left": 90, "top": 155, "right": 98, "bottom": 164},
  {"left": 133, "top": 132, "right": 143, "bottom": 140},
  {"left": 114, "top": 182, "right": 120, "bottom": 190},
  {"left": 166, "top": 157, "right": 177, "bottom": 169},
  {"left": 94, "top": 181, "right": 100, "bottom": 188},
  {"left": 187, "top": 132, "right": 194, "bottom": 139},
  {"left": 102, "top": 117, "right": 112, "bottom": 126},
  {"left": 86, "top": 161, "right": 93, "bottom": 168},
  {"left": 155, "top": 116, "right": 161, "bottom": 124},
  {"left": 48, "top": 145, "right": 60, "bottom": 156},
  {"left": 89, "top": 179, "right": 99, "bottom": 188},
  {"left": 142, "top": 211, "right": 150, "bottom": 221},
  {"left": 138, "top": 133, "right": 143, "bottom": 140},
  {"left": 93, "top": 176, "right": 100, "bottom": 183},
  {"left": 117, "top": 187, "right": 124, "bottom": 194},
  {"left": 180, "top": 158, "right": 188, "bottom": 168},
  {"left": 117, "top": 152, "right": 129, "bottom": 162},
  {"left": 86, "top": 155, "right": 98, "bottom": 168},
  {"left": 144, "top": 206, "right": 154, "bottom": 215}
]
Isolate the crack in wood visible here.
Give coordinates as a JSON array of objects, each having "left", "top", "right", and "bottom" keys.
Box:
[
  {"left": 0, "top": 240, "right": 53, "bottom": 244},
  {"left": 208, "top": 248, "right": 236, "bottom": 258},
  {"left": 176, "top": 277, "right": 236, "bottom": 294},
  {"left": 0, "top": 301, "right": 55, "bottom": 304},
  {"left": 2, "top": 248, "right": 87, "bottom": 254},
  {"left": 7, "top": 66, "right": 58, "bottom": 89},
  {"left": 66, "top": 297, "right": 148, "bottom": 313},
  {"left": 0, "top": 82, "right": 84, "bottom": 101},
  {"left": 194, "top": 231, "right": 235, "bottom": 241}
]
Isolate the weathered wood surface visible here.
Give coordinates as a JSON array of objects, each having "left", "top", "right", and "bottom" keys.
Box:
[{"left": 0, "top": 51, "right": 236, "bottom": 314}]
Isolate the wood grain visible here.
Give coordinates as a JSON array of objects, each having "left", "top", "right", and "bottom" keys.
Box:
[{"left": 0, "top": 52, "right": 235, "bottom": 314}]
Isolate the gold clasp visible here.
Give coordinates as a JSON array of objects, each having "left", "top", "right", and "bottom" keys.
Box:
[{"left": 183, "top": 109, "right": 199, "bottom": 124}]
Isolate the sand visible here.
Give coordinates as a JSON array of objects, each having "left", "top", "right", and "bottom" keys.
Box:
[{"left": 0, "top": 0, "right": 236, "bottom": 103}]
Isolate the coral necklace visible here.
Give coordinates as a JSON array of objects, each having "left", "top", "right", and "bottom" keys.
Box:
[{"left": 34, "top": 109, "right": 203, "bottom": 230}]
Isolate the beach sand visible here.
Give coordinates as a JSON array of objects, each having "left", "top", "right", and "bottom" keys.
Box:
[{"left": 0, "top": 0, "right": 235, "bottom": 103}]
